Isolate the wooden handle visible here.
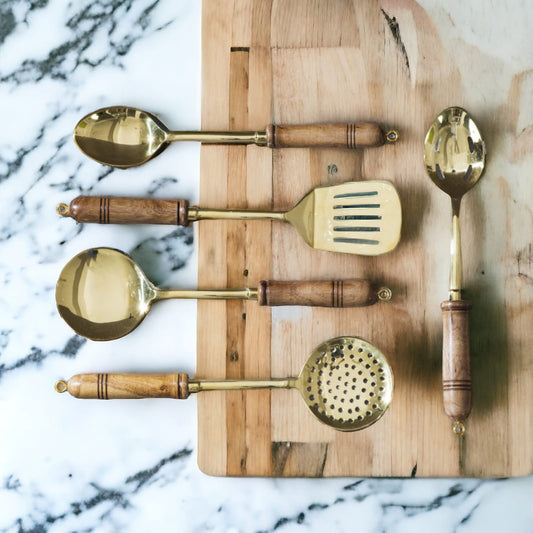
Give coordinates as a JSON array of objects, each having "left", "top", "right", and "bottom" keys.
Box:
[
  {"left": 265, "top": 123, "right": 390, "bottom": 148},
  {"left": 57, "top": 373, "right": 190, "bottom": 399},
  {"left": 257, "top": 279, "right": 389, "bottom": 307},
  {"left": 59, "top": 196, "right": 190, "bottom": 225},
  {"left": 441, "top": 300, "right": 472, "bottom": 424}
]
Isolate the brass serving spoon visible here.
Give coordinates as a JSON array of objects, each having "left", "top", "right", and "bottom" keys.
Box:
[
  {"left": 56, "top": 247, "right": 392, "bottom": 341},
  {"left": 424, "top": 106, "right": 486, "bottom": 434},
  {"left": 55, "top": 336, "right": 394, "bottom": 432},
  {"left": 74, "top": 106, "right": 399, "bottom": 168}
]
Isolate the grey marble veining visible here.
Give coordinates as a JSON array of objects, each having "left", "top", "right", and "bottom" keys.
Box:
[{"left": 1, "top": 1, "right": 532, "bottom": 532}]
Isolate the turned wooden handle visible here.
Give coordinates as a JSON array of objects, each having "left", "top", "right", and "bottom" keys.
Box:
[
  {"left": 60, "top": 196, "right": 190, "bottom": 225},
  {"left": 59, "top": 373, "right": 190, "bottom": 399},
  {"left": 257, "top": 279, "right": 387, "bottom": 307},
  {"left": 265, "top": 123, "right": 388, "bottom": 148},
  {"left": 441, "top": 300, "right": 472, "bottom": 422}
]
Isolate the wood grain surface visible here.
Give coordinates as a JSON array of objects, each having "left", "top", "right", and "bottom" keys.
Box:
[
  {"left": 265, "top": 122, "right": 386, "bottom": 148},
  {"left": 66, "top": 196, "right": 189, "bottom": 225},
  {"left": 257, "top": 279, "right": 380, "bottom": 308},
  {"left": 197, "top": 0, "right": 533, "bottom": 477}
]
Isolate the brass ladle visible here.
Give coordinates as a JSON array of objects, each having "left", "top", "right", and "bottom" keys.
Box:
[
  {"left": 55, "top": 336, "right": 394, "bottom": 432},
  {"left": 56, "top": 248, "right": 392, "bottom": 341},
  {"left": 74, "top": 106, "right": 399, "bottom": 168},
  {"left": 424, "top": 106, "right": 486, "bottom": 434}
]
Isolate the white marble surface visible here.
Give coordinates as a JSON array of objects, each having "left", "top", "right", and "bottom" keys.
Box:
[{"left": 0, "top": 1, "right": 532, "bottom": 532}]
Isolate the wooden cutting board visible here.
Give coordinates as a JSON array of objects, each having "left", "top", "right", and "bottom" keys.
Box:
[{"left": 196, "top": 0, "right": 533, "bottom": 477}]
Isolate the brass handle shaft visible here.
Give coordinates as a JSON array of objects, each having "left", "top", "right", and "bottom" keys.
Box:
[
  {"left": 58, "top": 196, "right": 286, "bottom": 225},
  {"left": 165, "top": 123, "right": 398, "bottom": 148},
  {"left": 56, "top": 373, "right": 294, "bottom": 399}
]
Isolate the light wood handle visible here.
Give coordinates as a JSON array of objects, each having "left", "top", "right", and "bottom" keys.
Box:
[
  {"left": 265, "top": 123, "right": 393, "bottom": 148},
  {"left": 441, "top": 300, "right": 472, "bottom": 423},
  {"left": 59, "top": 196, "right": 190, "bottom": 225},
  {"left": 57, "top": 373, "right": 190, "bottom": 399},
  {"left": 257, "top": 279, "right": 388, "bottom": 307}
]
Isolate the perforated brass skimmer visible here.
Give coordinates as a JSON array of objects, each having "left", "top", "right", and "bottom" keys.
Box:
[{"left": 56, "top": 336, "right": 394, "bottom": 432}]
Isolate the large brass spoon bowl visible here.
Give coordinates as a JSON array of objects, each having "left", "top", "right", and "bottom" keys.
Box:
[
  {"left": 74, "top": 106, "right": 398, "bottom": 168},
  {"left": 424, "top": 106, "right": 486, "bottom": 434}
]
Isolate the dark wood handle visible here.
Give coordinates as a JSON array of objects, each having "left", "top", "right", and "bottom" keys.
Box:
[
  {"left": 257, "top": 279, "right": 385, "bottom": 307},
  {"left": 441, "top": 300, "right": 472, "bottom": 422},
  {"left": 62, "top": 196, "right": 189, "bottom": 225},
  {"left": 265, "top": 123, "right": 387, "bottom": 148},
  {"left": 61, "top": 373, "right": 190, "bottom": 399}
]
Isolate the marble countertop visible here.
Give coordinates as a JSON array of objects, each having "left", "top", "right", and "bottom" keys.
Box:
[{"left": 0, "top": 1, "right": 532, "bottom": 531}]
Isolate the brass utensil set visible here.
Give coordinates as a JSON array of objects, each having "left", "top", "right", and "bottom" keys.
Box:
[{"left": 55, "top": 105, "right": 486, "bottom": 436}]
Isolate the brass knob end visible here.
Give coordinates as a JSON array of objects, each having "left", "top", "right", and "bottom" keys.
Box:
[
  {"left": 55, "top": 380, "right": 68, "bottom": 393},
  {"left": 377, "top": 287, "right": 392, "bottom": 301},
  {"left": 385, "top": 130, "right": 399, "bottom": 143},
  {"left": 453, "top": 420, "right": 466, "bottom": 436},
  {"left": 57, "top": 203, "right": 70, "bottom": 217}
]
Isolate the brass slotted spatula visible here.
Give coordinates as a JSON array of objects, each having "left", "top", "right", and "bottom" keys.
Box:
[
  {"left": 74, "top": 106, "right": 399, "bottom": 168},
  {"left": 57, "top": 181, "right": 402, "bottom": 256},
  {"left": 56, "top": 247, "right": 392, "bottom": 341},
  {"left": 55, "top": 336, "right": 394, "bottom": 432}
]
